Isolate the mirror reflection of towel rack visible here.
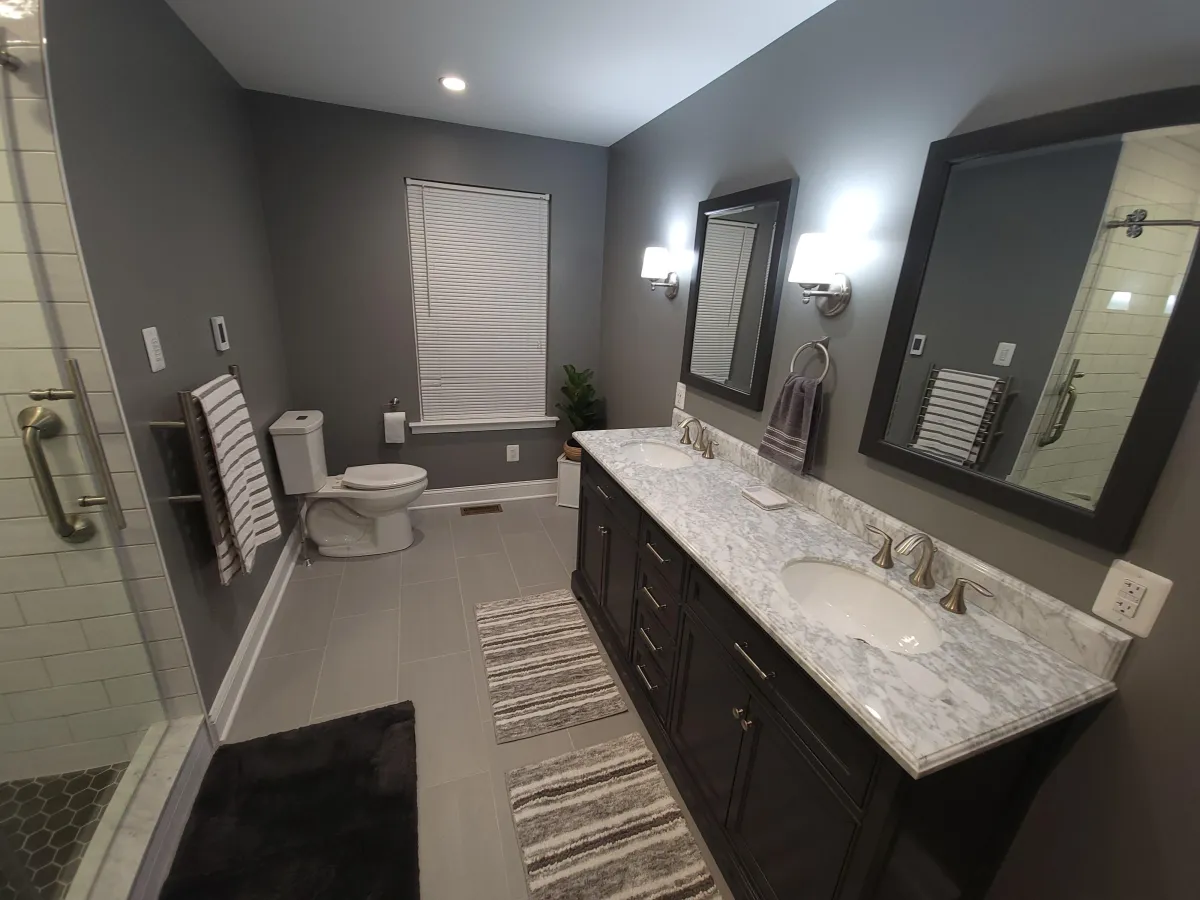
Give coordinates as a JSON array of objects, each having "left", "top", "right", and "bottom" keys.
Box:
[
  {"left": 149, "top": 364, "right": 241, "bottom": 551},
  {"left": 790, "top": 337, "right": 831, "bottom": 384}
]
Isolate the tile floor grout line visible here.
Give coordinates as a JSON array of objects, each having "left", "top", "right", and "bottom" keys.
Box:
[{"left": 304, "top": 559, "right": 343, "bottom": 725}]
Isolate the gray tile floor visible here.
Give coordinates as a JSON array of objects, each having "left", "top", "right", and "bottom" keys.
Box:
[{"left": 228, "top": 497, "right": 731, "bottom": 900}]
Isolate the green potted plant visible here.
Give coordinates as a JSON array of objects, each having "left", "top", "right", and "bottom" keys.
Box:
[{"left": 556, "top": 364, "right": 603, "bottom": 461}]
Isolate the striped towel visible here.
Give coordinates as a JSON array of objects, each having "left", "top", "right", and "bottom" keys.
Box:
[
  {"left": 192, "top": 374, "right": 281, "bottom": 585},
  {"left": 911, "top": 368, "right": 999, "bottom": 466},
  {"left": 759, "top": 374, "right": 823, "bottom": 474}
]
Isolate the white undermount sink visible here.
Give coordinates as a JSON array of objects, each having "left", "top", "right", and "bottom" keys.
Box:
[
  {"left": 620, "top": 441, "right": 694, "bottom": 469},
  {"left": 780, "top": 561, "right": 943, "bottom": 655}
]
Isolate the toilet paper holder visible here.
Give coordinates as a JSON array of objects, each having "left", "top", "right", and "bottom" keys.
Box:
[{"left": 388, "top": 397, "right": 400, "bottom": 411}]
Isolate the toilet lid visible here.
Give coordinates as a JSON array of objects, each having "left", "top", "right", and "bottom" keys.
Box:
[{"left": 341, "top": 464, "right": 427, "bottom": 490}]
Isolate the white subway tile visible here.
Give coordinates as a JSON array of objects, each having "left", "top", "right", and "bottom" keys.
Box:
[
  {"left": 82, "top": 614, "right": 142, "bottom": 649},
  {"left": 112, "top": 473, "right": 146, "bottom": 511},
  {"left": 56, "top": 547, "right": 122, "bottom": 585},
  {"left": 120, "top": 544, "right": 163, "bottom": 579},
  {"left": 0, "top": 347, "right": 60, "bottom": 392},
  {"left": 0, "top": 204, "right": 26, "bottom": 254},
  {"left": 0, "top": 99, "right": 54, "bottom": 151},
  {"left": 0, "top": 659, "right": 51, "bottom": 692},
  {"left": 7, "top": 682, "right": 110, "bottom": 721},
  {"left": 0, "top": 428, "right": 90, "bottom": 478},
  {"left": 0, "top": 554, "right": 63, "bottom": 591},
  {"left": 149, "top": 639, "right": 188, "bottom": 671},
  {"left": 99, "top": 433, "right": 134, "bottom": 472},
  {"left": 26, "top": 204, "right": 75, "bottom": 254},
  {"left": 0, "top": 697, "right": 10, "bottom": 724},
  {"left": 14, "top": 153, "right": 64, "bottom": 203},
  {"left": 45, "top": 644, "right": 151, "bottom": 685},
  {"left": 0, "top": 302, "right": 52, "bottom": 347},
  {"left": 50, "top": 302, "right": 99, "bottom": 347},
  {"left": 157, "top": 667, "right": 197, "bottom": 699},
  {"left": 65, "top": 349, "right": 111, "bottom": 391},
  {"left": 0, "top": 515, "right": 107, "bottom": 557},
  {"left": 110, "top": 508, "right": 155, "bottom": 547},
  {"left": 68, "top": 701, "right": 162, "bottom": 742},
  {"left": 87, "top": 393, "right": 124, "bottom": 433},
  {"left": 0, "top": 478, "right": 39, "bottom": 517},
  {"left": 16, "top": 581, "right": 132, "bottom": 624},
  {"left": 39, "top": 254, "right": 89, "bottom": 304},
  {"left": 0, "top": 253, "right": 36, "bottom": 301},
  {"left": 3, "top": 46, "right": 45, "bottom": 99},
  {"left": 0, "top": 401, "right": 11, "bottom": 438},
  {"left": 163, "top": 695, "right": 202, "bottom": 718},
  {"left": 0, "top": 620, "right": 86, "bottom": 661},
  {"left": 126, "top": 577, "right": 170, "bottom": 612},
  {"left": 104, "top": 673, "right": 159, "bottom": 707},
  {"left": 0, "top": 736, "right": 129, "bottom": 781},
  {"left": 0, "top": 594, "right": 22, "bottom": 627},
  {"left": 136, "top": 608, "right": 180, "bottom": 641},
  {"left": 0, "top": 717, "right": 71, "bottom": 752}
]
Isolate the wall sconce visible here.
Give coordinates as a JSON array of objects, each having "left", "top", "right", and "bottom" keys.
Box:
[
  {"left": 641, "top": 247, "right": 679, "bottom": 299},
  {"left": 787, "top": 233, "right": 852, "bottom": 317}
]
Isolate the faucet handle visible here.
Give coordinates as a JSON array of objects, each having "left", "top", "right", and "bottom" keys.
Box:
[
  {"left": 680, "top": 422, "right": 693, "bottom": 445},
  {"left": 702, "top": 437, "right": 717, "bottom": 460},
  {"left": 938, "top": 578, "right": 994, "bottom": 614},
  {"left": 865, "top": 525, "right": 893, "bottom": 569}
]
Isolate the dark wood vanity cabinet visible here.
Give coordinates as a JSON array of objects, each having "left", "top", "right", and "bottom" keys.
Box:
[{"left": 572, "top": 451, "right": 1082, "bottom": 900}]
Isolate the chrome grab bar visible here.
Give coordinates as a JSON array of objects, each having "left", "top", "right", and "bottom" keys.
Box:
[
  {"left": 1037, "top": 358, "right": 1083, "bottom": 448},
  {"left": 18, "top": 406, "right": 95, "bottom": 543}
]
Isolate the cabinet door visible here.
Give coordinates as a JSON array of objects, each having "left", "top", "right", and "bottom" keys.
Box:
[
  {"left": 577, "top": 478, "right": 608, "bottom": 604},
  {"left": 668, "top": 609, "right": 751, "bottom": 824},
  {"left": 727, "top": 702, "right": 858, "bottom": 900},
  {"left": 601, "top": 520, "right": 638, "bottom": 659}
]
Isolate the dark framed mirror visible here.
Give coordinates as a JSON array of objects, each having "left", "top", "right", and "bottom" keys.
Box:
[
  {"left": 861, "top": 86, "right": 1200, "bottom": 551},
  {"left": 680, "top": 179, "right": 797, "bottom": 411}
]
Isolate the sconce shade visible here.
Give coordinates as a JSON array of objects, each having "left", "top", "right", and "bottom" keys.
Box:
[
  {"left": 788, "top": 233, "right": 839, "bottom": 285},
  {"left": 641, "top": 246, "right": 673, "bottom": 280}
]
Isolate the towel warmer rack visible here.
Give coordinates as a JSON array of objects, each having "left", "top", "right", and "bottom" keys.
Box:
[
  {"left": 910, "top": 365, "right": 1017, "bottom": 469},
  {"left": 149, "top": 364, "right": 240, "bottom": 550},
  {"left": 790, "top": 337, "right": 831, "bottom": 384}
]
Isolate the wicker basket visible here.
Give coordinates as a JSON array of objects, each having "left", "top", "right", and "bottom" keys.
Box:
[{"left": 563, "top": 440, "right": 582, "bottom": 462}]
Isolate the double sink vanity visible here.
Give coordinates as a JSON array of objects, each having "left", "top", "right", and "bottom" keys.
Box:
[{"left": 570, "top": 424, "right": 1118, "bottom": 900}]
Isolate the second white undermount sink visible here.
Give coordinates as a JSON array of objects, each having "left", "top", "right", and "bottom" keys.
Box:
[
  {"left": 780, "top": 561, "right": 943, "bottom": 655},
  {"left": 620, "top": 440, "right": 694, "bottom": 469}
]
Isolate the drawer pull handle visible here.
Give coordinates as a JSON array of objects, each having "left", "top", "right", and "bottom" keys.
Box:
[
  {"left": 598, "top": 525, "right": 610, "bottom": 536},
  {"left": 638, "top": 627, "right": 662, "bottom": 653},
  {"left": 635, "top": 663, "right": 658, "bottom": 692},
  {"left": 640, "top": 585, "right": 665, "bottom": 610},
  {"left": 646, "top": 541, "right": 670, "bottom": 565},
  {"left": 733, "top": 642, "right": 774, "bottom": 681},
  {"left": 596, "top": 485, "right": 613, "bottom": 501}
]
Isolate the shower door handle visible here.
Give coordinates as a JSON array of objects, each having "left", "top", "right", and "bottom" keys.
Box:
[
  {"left": 1037, "top": 359, "right": 1082, "bottom": 448},
  {"left": 18, "top": 406, "right": 96, "bottom": 543}
]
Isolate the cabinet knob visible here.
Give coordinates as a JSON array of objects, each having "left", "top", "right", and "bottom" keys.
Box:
[
  {"left": 731, "top": 706, "right": 745, "bottom": 721},
  {"left": 740, "top": 716, "right": 754, "bottom": 732}
]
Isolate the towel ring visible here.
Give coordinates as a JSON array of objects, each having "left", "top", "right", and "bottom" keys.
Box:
[{"left": 790, "top": 338, "right": 831, "bottom": 383}]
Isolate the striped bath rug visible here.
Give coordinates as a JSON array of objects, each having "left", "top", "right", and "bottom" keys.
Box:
[
  {"left": 506, "top": 732, "right": 722, "bottom": 899},
  {"left": 475, "top": 590, "right": 626, "bottom": 743}
]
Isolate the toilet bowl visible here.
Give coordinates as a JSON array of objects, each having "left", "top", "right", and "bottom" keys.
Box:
[{"left": 305, "top": 463, "right": 428, "bottom": 557}]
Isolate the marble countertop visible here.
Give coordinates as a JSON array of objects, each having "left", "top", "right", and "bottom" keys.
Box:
[{"left": 576, "top": 426, "right": 1116, "bottom": 778}]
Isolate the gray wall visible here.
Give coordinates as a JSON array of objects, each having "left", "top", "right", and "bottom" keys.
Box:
[
  {"left": 885, "top": 140, "right": 1120, "bottom": 476},
  {"left": 599, "top": 0, "right": 1200, "bottom": 896},
  {"left": 46, "top": 0, "right": 295, "bottom": 705},
  {"left": 246, "top": 93, "right": 609, "bottom": 488}
]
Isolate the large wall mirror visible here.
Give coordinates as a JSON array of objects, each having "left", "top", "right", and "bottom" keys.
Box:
[
  {"left": 862, "top": 87, "right": 1200, "bottom": 551},
  {"left": 680, "top": 179, "right": 796, "bottom": 411}
]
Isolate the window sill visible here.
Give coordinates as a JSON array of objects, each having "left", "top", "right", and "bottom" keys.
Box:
[{"left": 408, "top": 416, "right": 559, "bottom": 435}]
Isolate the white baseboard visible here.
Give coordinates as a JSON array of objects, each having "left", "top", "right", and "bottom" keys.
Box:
[
  {"left": 208, "top": 525, "right": 302, "bottom": 742},
  {"left": 412, "top": 478, "right": 558, "bottom": 509}
]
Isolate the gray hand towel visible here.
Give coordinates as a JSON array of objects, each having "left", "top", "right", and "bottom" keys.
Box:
[{"left": 759, "top": 374, "right": 823, "bottom": 474}]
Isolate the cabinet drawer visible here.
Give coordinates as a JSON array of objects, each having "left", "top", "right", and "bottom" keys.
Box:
[
  {"left": 635, "top": 558, "right": 679, "bottom": 637},
  {"left": 638, "top": 515, "right": 685, "bottom": 593},
  {"left": 688, "top": 567, "right": 878, "bottom": 805},
  {"left": 631, "top": 641, "right": 670, "bottom": 723},
  {"left": 633, "top": 594, "right": 676, "bottom": 678},
  {"left": 582, "top": 453, "right": 639, "bottom": 533}
]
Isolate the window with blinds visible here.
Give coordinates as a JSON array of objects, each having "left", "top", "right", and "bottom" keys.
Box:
[
  {"left": 405, "top": 179, "right": 554, "bottom": 433},
  {"left": 690, "top": 219, "right": 757, "bottom": 382}
]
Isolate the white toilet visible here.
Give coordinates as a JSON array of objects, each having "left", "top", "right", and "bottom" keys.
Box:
[{"left": 269, "top": 411, "right": 428, "bottom": 558}]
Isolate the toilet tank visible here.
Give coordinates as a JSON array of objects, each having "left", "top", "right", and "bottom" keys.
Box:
[{"left": 269, "top": 410, "right": 327, "bottom": 495}]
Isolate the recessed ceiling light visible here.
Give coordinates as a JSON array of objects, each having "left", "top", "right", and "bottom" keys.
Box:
[{"left": 439, "top": 75, "right": 466, "bottom": 92}]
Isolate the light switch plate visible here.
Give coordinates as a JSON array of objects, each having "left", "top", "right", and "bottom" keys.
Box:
[
  {"left": 506, "top": 444, "right": 519, "bottom": 462},
  {"left": 210, "top": 315, "right": 230, "bottom": 351},
  {"left": 993, "top": 342, "right": 1016, "bottom": 366},
  {"left": 909, "top": 334, "right": 926, "bottom": 356},
  {"left": 1091, "top": 559, "right": 1172, "bottom": 637},
  {"left": 141, "top": 326, "right": 165, "bottom": 372},
  {"left": 675, "top": 382, "right": 686, "bottom": 408}
]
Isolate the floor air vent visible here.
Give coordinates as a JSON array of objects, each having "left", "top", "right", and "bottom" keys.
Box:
[{"left": 460, "top": 504, "right": 503, "bottom": 516}]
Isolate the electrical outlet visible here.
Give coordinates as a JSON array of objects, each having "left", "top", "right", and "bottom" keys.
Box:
[
  {"left": 141, "top": 326, "right": 166, "bottom": 372},
  {"left": 675, "top": 382, "right": 686, "bottom": 408},
  {"left": 993, "top": 342, "right": 1016, "bottom": 366},
  {"left": 506, "top": 444, "right": 519, "bottom": 462},
  {"left": 1091, "top": 559, "right": 1172, "bottom": 637}
]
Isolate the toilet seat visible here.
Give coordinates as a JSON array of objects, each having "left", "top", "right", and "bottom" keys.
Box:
[{"left": 341, "top": 463, "right": 427, "bottom": 490}]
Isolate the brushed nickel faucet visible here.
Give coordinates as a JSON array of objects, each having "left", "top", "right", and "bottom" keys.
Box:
[
  {"left": 865, "top": 525, "right": 894, "bottom": 569},
  {"left": 895, "top": 532, "right": 937, "bottom": 588},
  {"left": 938, "top": 578, "right": 994, "bottom": 614},
  {"left": 679, "top": 416, "right": 702, "bottom": 447}
]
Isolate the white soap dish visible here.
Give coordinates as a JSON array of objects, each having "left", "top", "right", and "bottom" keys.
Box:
[{"left": 742, "top": 485, "right": 790, "bottom": 510}]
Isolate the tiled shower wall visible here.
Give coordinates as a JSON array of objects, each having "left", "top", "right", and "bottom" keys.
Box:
[
  {"left": 1011, "top": 131, "right": 1199, "bottom": 502},
  {"left": 0, "top": 22, "right": 200, "bottom": 780}
]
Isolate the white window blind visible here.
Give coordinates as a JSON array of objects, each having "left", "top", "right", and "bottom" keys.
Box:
[
  {"left": 406, "top": 179, "right": 554, "bottom": 432},
  {"left": 691, "top": 219, "right": 757, "bottom": 382}
]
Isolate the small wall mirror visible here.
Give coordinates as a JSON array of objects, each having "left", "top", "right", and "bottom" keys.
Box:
[
  {"left": 680, "top": 179, "right": 796, "bottom": 411},
  {"left": 862, "top": 87, "right": 1200, "bottom": 551}
]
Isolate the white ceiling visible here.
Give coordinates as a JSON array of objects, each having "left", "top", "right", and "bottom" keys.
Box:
[{"left": 166, "top": 0, "right": 836, "bottom": 146}]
